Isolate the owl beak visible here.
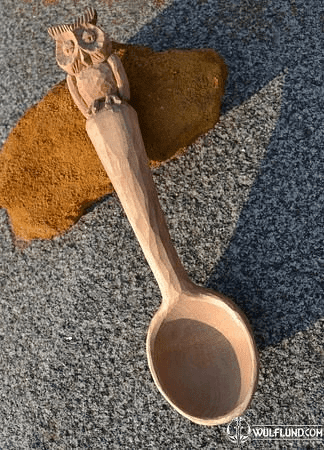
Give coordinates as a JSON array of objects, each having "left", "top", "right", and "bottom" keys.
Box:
[{"left": 79, "top": 48, "right": 92, "bottom": 66}]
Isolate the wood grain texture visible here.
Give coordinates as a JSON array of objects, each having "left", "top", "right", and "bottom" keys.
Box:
[
  {"left": 50, "top": 7, "right": 258, "bottom": 426},
  {"left": 86, "top": 104, "right": 192, "bottom": 301},
  {"left": 86, "top": 103, "right": 259, "bottom": 425}
]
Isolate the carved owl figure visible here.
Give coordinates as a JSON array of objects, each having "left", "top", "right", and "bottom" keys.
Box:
[{"left": 48, "top": 7, "right": 130, "bottom": 119}]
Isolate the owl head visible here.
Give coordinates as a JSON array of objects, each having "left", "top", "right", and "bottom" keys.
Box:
[{"left": 48, "top": 7, "right": 112, "bottom": 76}]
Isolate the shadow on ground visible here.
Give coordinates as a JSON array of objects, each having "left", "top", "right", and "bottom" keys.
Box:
[{"left": 130, "top": 0, "right": 324, "bottom": 348}]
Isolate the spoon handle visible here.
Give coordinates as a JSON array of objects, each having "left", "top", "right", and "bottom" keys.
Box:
[{"left": 86, "top": 104, "right": 193, "bottom": 302}]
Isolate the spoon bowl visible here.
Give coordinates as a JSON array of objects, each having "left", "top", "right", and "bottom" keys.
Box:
[{"left": 147, "top": 285, "right": 258, "bottom": 425}]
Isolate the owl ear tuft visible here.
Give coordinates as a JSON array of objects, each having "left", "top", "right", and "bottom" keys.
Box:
[
  {"left": 48, "top": 26, "right": 57, "bottom": 39},
  {"left": 72, "top": 7, "right": 97, "bottom": 28},
  {"left": 48, "top": 7, "right": 97, "bottom": 39},
  {"left": 48, "top": 24, "right": 73, "bottom": 39},
  {"left": 85, "top": 6, "right": 98, "bottom": 25}
]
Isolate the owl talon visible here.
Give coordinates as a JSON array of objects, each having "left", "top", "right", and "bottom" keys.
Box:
[
  {"left": 90, "top": 99, "right": 101, "bottom": 115},
  {"left": 104, "top": 96, "right": 112, "bottom": 109},
  {"left": 104, "top": 95, "right": 122, "bottom": 109},
  {"left": 111, "top": 95, "right": 122, "bottom": 105}
]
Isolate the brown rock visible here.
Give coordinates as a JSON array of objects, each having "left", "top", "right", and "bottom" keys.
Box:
[{"left": 0, "top": 42, "right": 227, "bottom": 243}]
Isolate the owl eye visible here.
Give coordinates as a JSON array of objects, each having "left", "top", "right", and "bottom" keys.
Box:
[
  {"left": 62, "top": 40, "right": 75, "bottom": 56},
  {"left": 82, "top": 30, "right": 95, "bottom": 43}
]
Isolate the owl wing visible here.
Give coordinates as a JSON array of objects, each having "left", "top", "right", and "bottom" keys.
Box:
[
  {"left": 67, "top": 75, "right": 90, "bottom": 119},
  {"left": 107, "top": 54, "right": 130, "bottom": 102}
]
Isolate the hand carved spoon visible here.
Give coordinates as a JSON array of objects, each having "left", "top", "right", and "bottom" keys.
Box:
[{"left": 49, "top": 7, "right": 259, "bottom": 425}]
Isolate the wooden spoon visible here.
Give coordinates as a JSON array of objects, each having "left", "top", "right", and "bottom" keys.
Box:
[
  {"left": 48, "top": 7, "right": 258, "bottom": 424},
  {"left": 85, "top": 103, "right": 259, "bottom": 425}
]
